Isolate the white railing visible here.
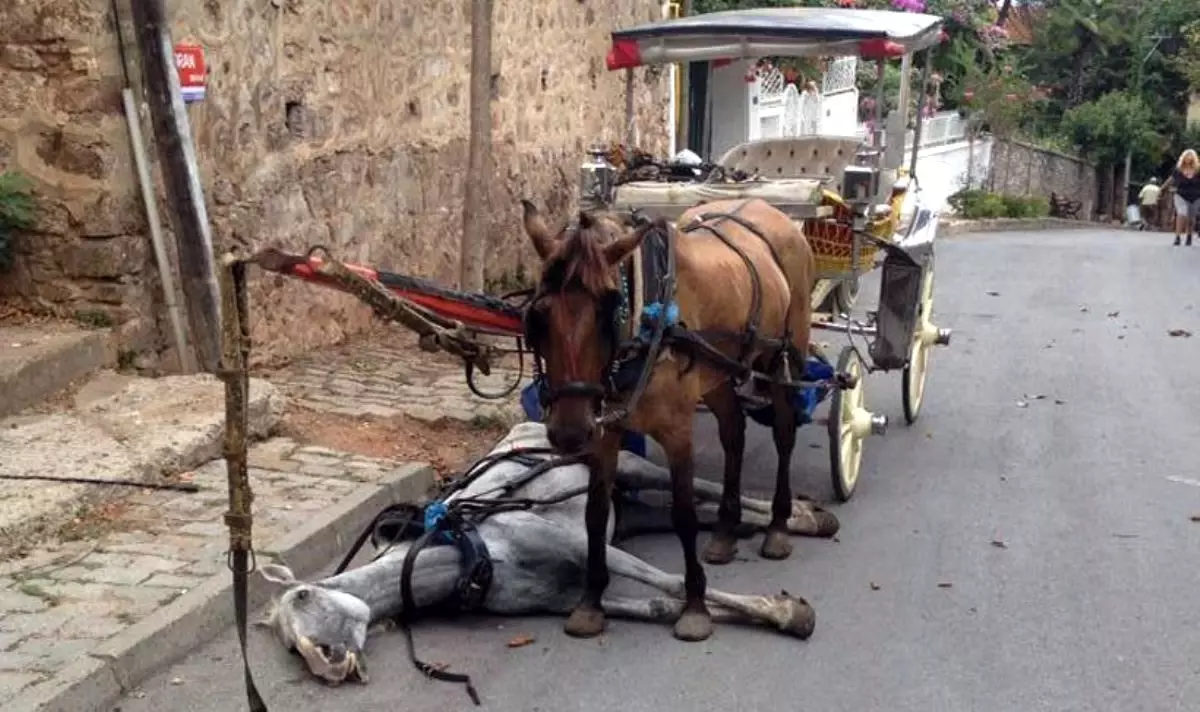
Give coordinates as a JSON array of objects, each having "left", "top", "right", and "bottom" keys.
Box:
[
  {"left": 822, "top": 57, "right": 857, "bottom": 95},
  {"left": 853, "top": 110, "right": 969, "bottom": 150}
]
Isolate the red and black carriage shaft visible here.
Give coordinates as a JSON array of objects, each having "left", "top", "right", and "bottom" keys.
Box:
[{"left": 251, "top": 247, "right": 526, "bottom": 336}]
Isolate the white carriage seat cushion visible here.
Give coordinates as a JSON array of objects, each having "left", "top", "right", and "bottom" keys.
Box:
[
  {"left": 612, "top": 178, "right": 824, "bottom": 211},
  {"left": 717, "top": 137, "right": 864, "bottom": 196}
]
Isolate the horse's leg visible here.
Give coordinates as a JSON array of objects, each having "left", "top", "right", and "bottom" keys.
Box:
[
  {"left": 564, "top": 431, "right": 622, "bottom": 639},
  {"left": 598, "top": 595, "right": 813, "bottom": 639},
  {"left": 762, "top": 371, "right": 798, "bottom": 560},
  {"left": 617, "top": 454, "right": 837, "bottom": 537},
  {"left": 655, "top": 423, "right": 713, "bottom": 641},
  {"left": 601, "top": 543, "right": 815, "bottom": 639},
  {"left": 699, "top": 501, "right": 838, "bottom": 538},
  {"left": 699, "top": 381, "right": 746, "bottom": 565}
]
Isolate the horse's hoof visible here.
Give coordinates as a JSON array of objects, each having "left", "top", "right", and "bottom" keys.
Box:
[
  {"left": 672, "top": 605, "right": 714, "bottom": 642},
  {"left": 760, "top": 529, "right": 794, "bottom": 560},
  {"left": 702, "top": 534, "right": 738, "bottom": 565},
  {"left": 564, "top": 605, "right": 606, "bottom": 638},
  {"left": 774, "top": 594, "right": 816, "bottom": 640},
  {"left": 790, "top": 500, "right": 840, "bottom": 538}
]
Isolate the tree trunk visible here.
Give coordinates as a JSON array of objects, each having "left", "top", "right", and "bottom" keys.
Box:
[
  {"left": 459, "top": 0, "right": 493, "bottom": 293},
  {"left": 997, "top": 0, "right": 1014, "bottom": 26}
]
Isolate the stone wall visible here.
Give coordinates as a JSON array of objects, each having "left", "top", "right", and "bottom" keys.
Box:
[
  {"left": 0, "top": 0, "right": 670, "bottom": 367},
  {"left": 987, "top": 138, "right": 1098, "bottom": 218}
]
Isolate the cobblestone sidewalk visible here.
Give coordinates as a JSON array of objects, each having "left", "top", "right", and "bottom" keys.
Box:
[
  {"left": 263, "top": 330, "right": 529, "bottom": 426},
  {"left": 0, "top": 440, "right": 422, "bottom": 705}
]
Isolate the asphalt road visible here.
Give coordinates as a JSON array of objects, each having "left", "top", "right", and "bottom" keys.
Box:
[{"left": 117, "top": 228, "right": 1200, "bottom": 712}]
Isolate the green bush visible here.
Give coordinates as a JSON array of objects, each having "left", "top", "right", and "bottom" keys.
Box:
[
  {"left": 0, "top": 171, "right": 35, "bottom": 271},
  {"left": 949, "top": 188, "right": 1049, "bottom": 219}
]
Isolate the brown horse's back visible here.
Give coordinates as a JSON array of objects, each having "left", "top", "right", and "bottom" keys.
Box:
[{"left": 671, "top": 198, "right": 815, "bottom": 386}]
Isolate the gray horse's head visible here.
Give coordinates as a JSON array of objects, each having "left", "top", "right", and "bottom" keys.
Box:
[{"left": 259, "top": 564, "right": 371, "bottom": 685}]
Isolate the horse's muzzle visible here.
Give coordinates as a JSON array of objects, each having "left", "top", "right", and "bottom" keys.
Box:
[{"left": 547, "top": 420, "right": 595, "bottom": 455}]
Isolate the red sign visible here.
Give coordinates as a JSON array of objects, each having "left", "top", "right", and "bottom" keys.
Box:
[{"left": 174, "top": 43, "right": 206, "bottom": 102}]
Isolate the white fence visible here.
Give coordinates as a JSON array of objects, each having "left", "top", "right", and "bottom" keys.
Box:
[{"left": 746, "top": 66, "right": 987, "bottom": 212}]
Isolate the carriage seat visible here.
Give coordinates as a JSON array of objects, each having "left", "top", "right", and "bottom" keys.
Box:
[
  {"left": 717, "top": 136, "right": 865, "bottom": 197},
  {"left": 611, "top": 177, "right": 824, "bottom": 222}
]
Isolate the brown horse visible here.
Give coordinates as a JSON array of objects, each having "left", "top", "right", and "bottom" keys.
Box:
[{"left": 520, "top": 197, "right": 836, "bottom": 642}]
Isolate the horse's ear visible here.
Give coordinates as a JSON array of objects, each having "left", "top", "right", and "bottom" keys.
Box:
[
  {"left": 521, "top": 199, "right": 556, "bottom": 260},
  {"left": 260, "top": 563, "right": 297, "bottom": 585},
  {"left": 604, "top": 218, "right": 661, "bottom": 265}
]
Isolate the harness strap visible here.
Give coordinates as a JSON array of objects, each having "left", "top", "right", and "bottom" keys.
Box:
[
  {"left": 396, "top": 516, "right": 484, "bottom": 705},
  {"left": 218, "top": 257, "right": 269, "bottom": 712},
  {"left": 692, "top": 204, "right": 799, "bottom": 376}
]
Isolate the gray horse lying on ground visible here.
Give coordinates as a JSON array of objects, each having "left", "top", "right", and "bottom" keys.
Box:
[{"left": 259, "top": 421, "right": 839, "bottom": 686}]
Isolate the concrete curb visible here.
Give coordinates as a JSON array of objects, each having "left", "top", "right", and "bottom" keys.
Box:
[
  {"left": 7, "top": 462, "right": 437, "bottom": 712},
  {"left": 937, "top": 217, "right": 1098, "bottom": 238}
]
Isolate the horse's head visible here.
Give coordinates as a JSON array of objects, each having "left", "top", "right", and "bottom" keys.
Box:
[
  {"left": 520, "top": 199, "right": 658, "bottom": 454},
  {"left": 259, "top": 564, "right": 371, "bottom": 685}
]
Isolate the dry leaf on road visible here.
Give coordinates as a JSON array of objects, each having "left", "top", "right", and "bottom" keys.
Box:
[{"left": 507, "top": 635, "right": 536, "bottom": 648}]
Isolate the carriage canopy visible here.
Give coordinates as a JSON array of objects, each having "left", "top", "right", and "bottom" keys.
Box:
[{"left": 606, "top": 8, "right": 945, "bottom": 70}]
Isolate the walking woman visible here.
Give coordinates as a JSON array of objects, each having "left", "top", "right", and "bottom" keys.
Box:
[{"left": 1163, "top": 149, "right": 1200, "bottom": 246}]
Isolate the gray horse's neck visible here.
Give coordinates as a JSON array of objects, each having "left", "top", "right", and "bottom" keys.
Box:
[{"left": 319, "top": 542, "right": 465, "bottom": 622}]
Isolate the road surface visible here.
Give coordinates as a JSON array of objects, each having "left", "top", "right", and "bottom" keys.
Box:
[{"left": 118, "top": 229, "right": 1200, "bottom": 712}]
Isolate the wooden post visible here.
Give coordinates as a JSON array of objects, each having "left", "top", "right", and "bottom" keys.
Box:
[
  {"left": 128, "top": 0, "right": 222, "bottom": 373},
  {"left": 459, "top": 0, "right": 493, "bottom": 293}
]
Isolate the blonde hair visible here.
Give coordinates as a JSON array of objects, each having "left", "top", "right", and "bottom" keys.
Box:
[{"left": 1179, "top": 149, "right": 1199, "bottom": 170}]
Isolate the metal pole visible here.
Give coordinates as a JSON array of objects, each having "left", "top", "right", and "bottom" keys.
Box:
[
  {"left": 625, "top": 68, "right": 636, "bottom": 148},
  {"left": 109, "top": 0, "right": 192, "bottom": 373},
  {"left": 908, "top": 49, "right": 934, "bottom": 179},
  {"left": 128, "top": 0, "right": 222, "bottom": 373},
  {"left": 873, "top": 60, "right": 886, "bottom": 149},
  {"left": 459, "top": 0, "right": 493, "bottom": 293},
  {"left": 122, "top": 89, "right": 193, "bottom": 373}
]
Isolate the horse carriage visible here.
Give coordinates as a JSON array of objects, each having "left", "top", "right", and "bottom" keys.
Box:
[{"left": 253, "top": 6, "right": 953, "bottom": 503}]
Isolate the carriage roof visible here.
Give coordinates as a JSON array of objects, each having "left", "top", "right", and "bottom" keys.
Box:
[{"left": 606, "top": 8, "right": 944, "bottom": 71}]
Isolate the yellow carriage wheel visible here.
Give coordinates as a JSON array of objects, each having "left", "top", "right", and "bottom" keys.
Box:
[{"left": 902, "top": 259, "right": 936, "bottom": 425}]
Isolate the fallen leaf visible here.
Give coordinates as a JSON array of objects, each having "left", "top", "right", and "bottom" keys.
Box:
[
  {"left": 937, "top": 582, "right": 953, "bottom": 589},
  {"left": 1016, "top": 400, "right": 1029, "bottom": 408},
  {"left": 1112, "top": 533, "right": 1138, "bottom": 539},
  {"left": 986, "top": 290, "right": 1000, "bottom": 296},
  {"left": 170, "top": 677, "right": 184, "bottom": 686},
  {"left": 1107, "top": 311, "right": 1120, "bottom": 318},
  {"left": 507, "top": 635, "right": 536, "bottom": 648},
  {"left": 1168, "top": 329, "right": 1193, "bottom": 338},
  {"left": 869, "top": 581, "right": 881, "bottom": 591},
  {"left": 1190, "top": 515, "right": 1200, "bottom": 523},
  {"left": 925, "top": 432, "right": 933, "bottom": 439},
  {"left": 1118, "top": 335, "right": 1125, "bottom": 340},
  {"left": 1054, "top": 399, "right": 1066, "bottom": 405},
  {"left": 990, "top": 539, "right": 1007, "bottom": 549},
  {"left": 1079, "top": 306, "right": 1089, "bottom": 313}
]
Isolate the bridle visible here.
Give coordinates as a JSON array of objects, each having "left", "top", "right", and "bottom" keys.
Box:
[
  {"left": 523, "top": 284, "right": 625, "bottom": 414},
  {"left": 523, "top": 219, "right": 676, "bottom": 430}
]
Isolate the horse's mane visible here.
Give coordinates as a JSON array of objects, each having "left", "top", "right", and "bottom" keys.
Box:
[{"left": 540, "top": 213, "right": 620, "bottom": 297}]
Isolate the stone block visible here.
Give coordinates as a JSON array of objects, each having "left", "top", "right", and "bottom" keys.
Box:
[{"left": 56, "top": 235, "right": 146, "bottom": 279}]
